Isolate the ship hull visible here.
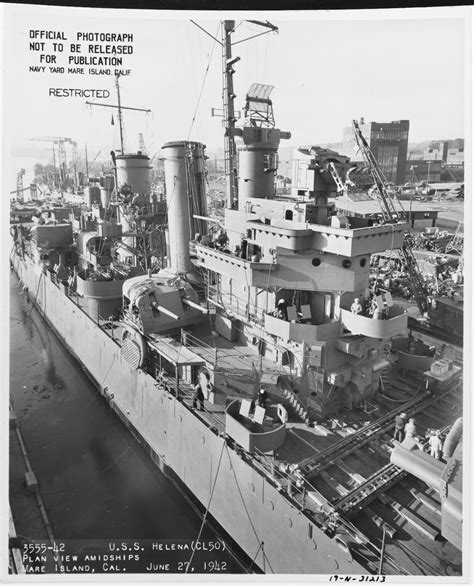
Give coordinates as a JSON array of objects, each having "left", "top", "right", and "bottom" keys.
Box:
[{"left": 11, "top": 251, "right": 366, "bottom": 575}]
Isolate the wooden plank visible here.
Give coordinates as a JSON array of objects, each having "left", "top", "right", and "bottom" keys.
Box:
[
  {"left": 336, "top": 460, "right": 366, "bottom": 485},
  {"left": 395, "top": 506, "right": 440, "bottom": 540},
  {"left": 320, "top": 470, "right": 349, "bottom": 496},
  {"left": 411, "top": 490, "right": 441, "bottom": 516}
]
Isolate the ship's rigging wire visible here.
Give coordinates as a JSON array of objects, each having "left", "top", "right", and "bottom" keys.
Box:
[
  {"left": 185, "top": 437, "right": 226, "bottom": 573},
  {"left": 393, "top": 541, "right": 432, "bottom": 575},
  {"left": 223, "top": 442, "right": 274, "bottom": 573},
  {"left": 186, "top": 23, "right": 220, "bottom": 142},
  {"left": 394, "top": 517, "right": 455, "bottom": 575},
  {"left": 99, "top": 353, "right": 117, "bottom": 389},
  {"left": 24, "top": 270, "right": 43, "bottom": 315},
  {"left": 263, "top": 34, "right": 269, "bottom": 82},
  {"left": 184, "top": 24, "right": 199, "bottom": 111},
  {"left": 250, "top": 541, "right": 266, "bottom": 573}
]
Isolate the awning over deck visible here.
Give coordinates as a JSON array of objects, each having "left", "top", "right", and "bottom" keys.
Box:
[{"left": 148, "top": 335, "right": 205, "bottom": 367}]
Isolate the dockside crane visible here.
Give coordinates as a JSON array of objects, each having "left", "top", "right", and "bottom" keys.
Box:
[
  {"left": 352, "top": 120, "right": 430, "bottom": 315},
  {"left": 16, "top": 169, "right": 25, "bottom": 201},
  {"left": 30, "top": 136, "right": 79, "bottom": 191}
]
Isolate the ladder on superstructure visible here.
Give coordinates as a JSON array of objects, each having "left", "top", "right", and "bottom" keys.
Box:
[
  {"left": 221, "top": 21, "right": 239, "bottom": 210},
  {"left": 327, "top": 162, "right": 346, "bottom": 195},
  {"left": 378, "top": 367, "right": 392, "bottom": 395}
]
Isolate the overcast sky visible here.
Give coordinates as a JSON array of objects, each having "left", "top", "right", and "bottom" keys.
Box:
[{"left": 2, "top": 4, "right": 469, "bottom": 180}]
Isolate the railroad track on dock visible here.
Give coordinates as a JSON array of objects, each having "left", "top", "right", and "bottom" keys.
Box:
[
  {"left": 407, "top": 316, "right": 463, "bottom": 348},
  {"left": 301, "top": 381, "right": 461, "bottom": 478},
  {"left": 316, "top": 423, "right": 453, "bottom": 522},
  {"left": 331, "top": 463, "right": 406, "bottom": 517}
]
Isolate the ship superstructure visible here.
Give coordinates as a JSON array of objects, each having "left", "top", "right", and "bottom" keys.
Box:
[
  {"left": 9, "top": 22, "right": 463, "bottom": 577},
  {"left": 193, "top": 83, "right": 408, "bottom": 418}
]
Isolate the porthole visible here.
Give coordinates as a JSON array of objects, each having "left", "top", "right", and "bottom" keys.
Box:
[
  {"left": 312, "top": 258, "right": 321, "bottom": 267},
  {"left": 342, "top": 260, "right": 352, "bottom": 269},
  {"left": 360, "top": 258, "right": 367, "bottom": 267}
]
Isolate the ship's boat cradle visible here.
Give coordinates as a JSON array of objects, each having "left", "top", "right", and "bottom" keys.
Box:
[{"left": 13, "top": 253, "right": 367, "bottom": 574}]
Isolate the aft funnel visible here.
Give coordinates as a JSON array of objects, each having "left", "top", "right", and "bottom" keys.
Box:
[{"left": 161, "top": 141, "right": 207, "bottom": 274}]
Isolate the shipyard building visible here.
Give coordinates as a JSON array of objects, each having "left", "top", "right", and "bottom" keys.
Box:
[
  {"left": 291, "top": 119, "right": 410, "bottom": 189},
  {"left": 342, "top": 119, "right": 410, "bottom": 184}
]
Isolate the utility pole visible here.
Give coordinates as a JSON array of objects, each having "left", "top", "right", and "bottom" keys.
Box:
[{"left": 85, "top": 144, "right": 89, "bottom": 180}]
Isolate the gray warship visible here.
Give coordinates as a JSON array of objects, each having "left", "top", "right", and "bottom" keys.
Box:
[{"left": 10, "top": 20, "right": 463, "bottom": 576}]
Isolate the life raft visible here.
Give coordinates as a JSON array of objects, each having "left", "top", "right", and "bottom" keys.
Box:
[{"left": 121, "top": 325, "right": 147, "bottom": 370}]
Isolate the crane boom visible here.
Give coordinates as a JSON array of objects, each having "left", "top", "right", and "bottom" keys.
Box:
[
  {"left": 327, "top": 162, "right": 346, "bottom": 195},
  {"left": 352, "top": 119, "right": 429, "bottom": 315},
  {"left": 352, "top": 120, "right": 401, "bottom": 221}
]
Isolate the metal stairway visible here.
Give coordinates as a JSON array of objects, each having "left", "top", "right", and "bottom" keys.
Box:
[
  {"left": 282, "top": 387, "right": 309, "bottom": 421},
  {"left": 378, "top": 368, "right": 392, "bottom": 395}
]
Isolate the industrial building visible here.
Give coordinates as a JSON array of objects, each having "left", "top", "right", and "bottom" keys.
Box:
[
  {"left": 342, "top": 119, "right": 410, "bottom": 184},
  {"left": 423, "top": 142, "right": 449, "bottom": 162}
]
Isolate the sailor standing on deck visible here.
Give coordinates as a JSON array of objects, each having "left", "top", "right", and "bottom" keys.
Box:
[
  {"left": 404, "top": 417, "right": 418, "bottom": 439},
  {"left": 275, "top": 299, "right": 289, "bottom": 321},
  {"left": 393, "top": 412, "right": 407, "bottom": 442},
  {"left": 192, "top": 382, "right": 205, "bottom": 411},
  {"left": 258, "top": 387, "right": 268, "bottom": 408},
  {"left": 429, "top": 430, "right": 443, "bottom": 460},
  {"left": 351, "top": 297, "right": 363, "bottom": 315}
]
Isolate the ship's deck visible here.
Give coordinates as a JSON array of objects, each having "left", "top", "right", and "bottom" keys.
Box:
[
  {"left": 49, "top": 273, "right": 463, "bottom": 577},
  {"left": 141, "top": 319, "right": 462, "bottom": 576}
]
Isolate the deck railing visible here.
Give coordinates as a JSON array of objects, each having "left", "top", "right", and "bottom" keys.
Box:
[{"left": 340, "top": 306, "right": 408, "bottom": 339}]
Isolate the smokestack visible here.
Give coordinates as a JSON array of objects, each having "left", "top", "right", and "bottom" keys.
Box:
[
  {"left": 235, "top": 127, "right": 290, "bottom": 208},
  {"left": 161, "top": 141, "right": 193, "bottom": 274}
]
